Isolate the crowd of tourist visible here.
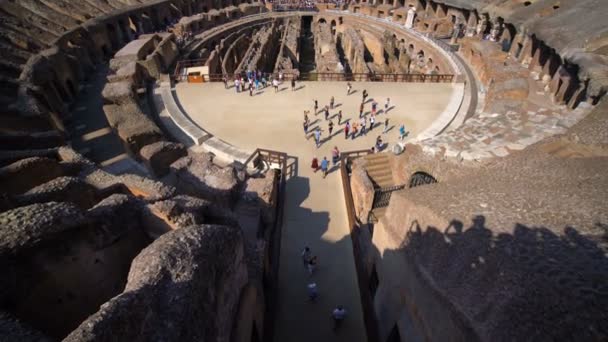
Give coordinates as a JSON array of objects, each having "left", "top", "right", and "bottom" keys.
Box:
[
  {"left": 307, "top": 83, "right": 409, "bottom": 178},
  {"left": 265, "top": 0, "right": 345, "bottom": 11},
  {"left": 220, "top": 74, "right": 410, "bottom": 177}
]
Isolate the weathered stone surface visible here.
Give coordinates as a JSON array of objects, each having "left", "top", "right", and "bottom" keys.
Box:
[
  {"left": 350, "top": 158, "right": 374, "bottom": 222},
  {"left": 142, "top": 195, "right": 237, "bottom": 238},
  {"left": 83, "top": 168, "right": 176, "bottom": 201},
  {"left": 0, "top": 202, "right": 87, "bottom": 256},
  {"left": 140, "top": 141, "right": 187, "bottom": 177},
  {"left": 15, "top": 176, "right": 99, "bottom": 209},
  {"left": 0, "top": 157, "right": 67, "bottom": 195},
  {"left": 241, "top": 169, "right": 277, "bottom": 225},
  {"left": 0, "top": 312, "right": 52, "bottom": 342},
  {"left": 0, "top": 131, "right": 63, "bottom": 151},
  {"left": 101, "top": 81, "right": 135, "bottom": 105},
  {"left": 87, "top": 194, "right": 146, "bottom": 247},
  {"left": 142, "top": 196, "right": 207, "bottom": 238},
  {"left": 169, "top": 155, "right": 241, "bottom": 208},
  {"left": 102, "top": 102, "right": 164, "bottom": 156},
  {"left": 65, "top": 224, "right": 248, "bottom": 342},
  {"left": 374, "top": 140, "right": 608, "bottom": 341}
]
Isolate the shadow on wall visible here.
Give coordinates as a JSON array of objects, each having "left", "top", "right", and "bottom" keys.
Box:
[{"left": 371, "top": 214, "right": 608, "bottom": 341}]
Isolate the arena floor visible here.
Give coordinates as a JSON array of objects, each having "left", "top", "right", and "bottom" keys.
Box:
[
  {"left": 175, "top": 81, "right": 455, "bottom": 154},
  {"left": 175, "top": 81, "right": 456, "bottom": 342}
]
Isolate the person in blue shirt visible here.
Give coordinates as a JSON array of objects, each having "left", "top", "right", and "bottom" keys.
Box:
[
  {"left": 399, "top": 124, "right": 407, "bottom": 140},
  {"left": 320, "top": 157, "right": 329, "bottom": 178}
]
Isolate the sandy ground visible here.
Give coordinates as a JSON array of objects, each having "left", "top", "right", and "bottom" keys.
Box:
[{"left": 175, "top": 81, "right": 454, "bottom": 341}]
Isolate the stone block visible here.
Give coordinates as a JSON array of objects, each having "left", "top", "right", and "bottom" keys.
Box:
[
  {"left": 65, "top": 225, "right": 247, "bottom": 342},
  {"left": 101, "top": 81, "right": 135, "bottom": 105},
  {"left": 16, "top": 176, "right": 99, "bottom": 209},
  {"left": 350, "top": 159, "right": 374, "bottom": 222},
  {"left": 140, "top": 142, "right": 187, "bottom": 177},
  {"left": 0, "top": 157, "right": 67, "bottom": 195},
  {"left": 169, "top": 155, "right": 241, "bottom": 208}
]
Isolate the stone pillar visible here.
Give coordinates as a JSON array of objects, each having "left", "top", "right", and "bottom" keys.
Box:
[
  {"left": 450, "top": 21, "right": 461, "bottom": 44},
  {"left": 465, "top": 15, "right": 477, "bottom": 37},
  {"left": 405, "top": 8, "right": 416, "bottom": 28}
]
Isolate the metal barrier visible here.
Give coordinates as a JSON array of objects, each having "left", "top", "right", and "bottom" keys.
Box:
[
  {"left": 371, "top": 184, "right": 406, "bottom": 209},
  {"left": 173, "top": 68, "right": 455, "bottom": 83}
]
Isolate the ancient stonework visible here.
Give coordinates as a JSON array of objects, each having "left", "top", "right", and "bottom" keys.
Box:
[{"left": 65, "top": 224, "right": 248, "bottom": 342}]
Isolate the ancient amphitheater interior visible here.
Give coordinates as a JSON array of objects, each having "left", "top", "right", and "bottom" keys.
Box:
[{"left": 0, "top": 0, "right": 607, "bottom": 341}]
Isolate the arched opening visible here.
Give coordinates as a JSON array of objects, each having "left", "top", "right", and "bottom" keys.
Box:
[
  {"left": 409, "top": 171, "right": 437, "bottom": 188},
  {"left": 106, "top": 23, "right": 119, "bottom": 50},
  {"left": 101, "top": 44, "right": 110, "bottom": 59},
  {"left": 318, "top": 18, "right": 327, "bottom": 24},
  {"left": 338, "top": 17, "right": 343, "bottom": 25},
  {"left": 330, "top": 20, "right": 336, "bottom": 35},
  {"left": 65, "top": 79, "right": 76, "bottom": 99}
]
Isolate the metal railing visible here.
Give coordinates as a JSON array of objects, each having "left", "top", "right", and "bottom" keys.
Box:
[
  {"left": 371, "top": 184, "right": 406, "bottom": 209},
  {"left": 173, "top": 68, "right": 455, "bottom": 83}
]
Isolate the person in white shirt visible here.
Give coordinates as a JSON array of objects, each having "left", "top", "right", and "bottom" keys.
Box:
[
  {"left": 308, "top": 283, "right": 318, "bottom": 301},
  {"left": 273, "top": 79, "right": 279, "bottom": 92},
  {"left": 332, "top": 305, "right": 347, "bottom": 329}
]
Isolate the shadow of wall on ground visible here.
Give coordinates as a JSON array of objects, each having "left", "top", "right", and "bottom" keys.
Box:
[{"left": 368, "top": 214, "right": 608, "bottom": 341}]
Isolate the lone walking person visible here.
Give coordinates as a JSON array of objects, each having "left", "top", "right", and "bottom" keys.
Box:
[
  {"left": 328, "top": 120, "right": 334, "bottom": 136},
  {"left": 291, "top": 78, "right": 296, "bottom": 91},
  {"left": 308, "top": 283, "right": 318, "bottom": 302},
  {"left": 330, "top": 96, "right": 335, "bottom": 109},
  {"left": 314, "top": 128, "right": 321, "bottom": 148},
  {"left": 347, "top": 82, "right": 352, "bottom": 95},
  {"left": 383, "top": 118, "right": 389, "bottom": 133},
  {"left": 332, "top": 146, "right": 340, "bottom": 166},
  {"left": 273, "top": 78, "right": 279, "bottom": 93},
  {"left": 337, "top": 110, "right": 342, "bottom": 124},
  {"left": 320, "top": 157, "right": 329, "bottom": 178},
  {"left": 399, "top": 124, "right": 407, "bottom": 140},
  {"left": 332, "top": 306, "right": 347, "bottom": 330},
  {"left": 344, "top": 122, "right": 350, "bottom": 139}
]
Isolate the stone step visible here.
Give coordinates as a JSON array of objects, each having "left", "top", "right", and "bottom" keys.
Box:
[
  {"left": 369, "top": 172, "right": 393, "bottom": 183},
  {"left": 364, "top": 153, "right": 389, "bottom": 162},
  {"left": 369, "top": 207, "right": 387, "bottom": 224},
  {"left": 374, "top": 180, "right": 396, "bottom": 188},
  {"left": 366, "top": 163, "right": 390, "bottom": 173}
]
